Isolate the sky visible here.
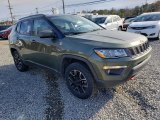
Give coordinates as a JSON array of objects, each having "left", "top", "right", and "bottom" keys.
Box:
[{"left": 0, "top": 0, "right": 157, "bottom": 21}]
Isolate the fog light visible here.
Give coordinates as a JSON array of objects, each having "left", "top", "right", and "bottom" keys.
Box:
[
  {"left": 103, "top": 66, "right": 127, "bottom": 75},
  {"left": 103, "top": 66, "right": 127, "bottom": 70},
  {"left": 150, "top": 33, "right": 156, "bottom": 36},
  {"left": 106, "top": 68, "right": 125, "bottom": 75}
]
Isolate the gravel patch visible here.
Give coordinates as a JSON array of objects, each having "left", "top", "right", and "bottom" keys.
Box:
[{"left": 0, "top": 45, "right": 63, "bottom": 120}]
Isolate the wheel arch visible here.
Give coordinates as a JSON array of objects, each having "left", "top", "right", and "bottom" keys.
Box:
[
  {"left": 60, "top": 55, "right": 98, "bottom": 81},
  {"left": 10, "top": 47, "right": 18, "bottom": 56}
]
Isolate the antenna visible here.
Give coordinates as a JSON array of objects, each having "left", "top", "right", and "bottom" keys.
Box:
[{"left": 7, "top": 0, "right": 14, "bottom": 24}]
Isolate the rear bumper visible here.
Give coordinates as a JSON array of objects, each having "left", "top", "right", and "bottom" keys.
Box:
[{"left": 89, "top": 47, "right": 152, "bottom": 88}]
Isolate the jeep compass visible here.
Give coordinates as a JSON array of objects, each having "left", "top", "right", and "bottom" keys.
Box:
[{"left": 9, "top": 14, "right": 152, "bottom": 99}]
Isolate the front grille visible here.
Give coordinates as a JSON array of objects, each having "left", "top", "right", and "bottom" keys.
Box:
[
  {"left": 131, "top": 27, "right": 147, "bottom": 30},
  {"left": 128, "top": 41, "right": 150, "bottom": 56}
]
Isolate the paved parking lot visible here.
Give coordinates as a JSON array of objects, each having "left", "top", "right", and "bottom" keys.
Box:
[{"left": 0, "top": 39, "right": 160, "bottom": 120}]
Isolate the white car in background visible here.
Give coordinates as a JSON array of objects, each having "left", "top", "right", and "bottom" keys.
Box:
[
  {"left": 92, "top": 15, "right": 123, "bottom": 31},
  {"left": 127, "top": 12, "right": 160, "bottom": 40}
]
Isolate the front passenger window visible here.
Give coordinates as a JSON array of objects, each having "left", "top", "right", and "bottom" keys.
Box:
[{"left": 33, "top": 19, "right": 52, "bottom": 36}]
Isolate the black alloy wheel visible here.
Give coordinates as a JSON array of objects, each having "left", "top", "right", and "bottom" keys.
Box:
[
  {"left": 65, "top": 63, "right": 96, "bottom": 99},
  {"left": 13, "top": 51, "right": 28, "bottom": 72}
]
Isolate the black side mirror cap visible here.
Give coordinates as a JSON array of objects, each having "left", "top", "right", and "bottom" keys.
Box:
[{"left": 39, "top": 30, "right": 55, "bottom": 38}]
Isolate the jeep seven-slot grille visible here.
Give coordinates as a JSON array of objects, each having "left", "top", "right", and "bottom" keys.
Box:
[{"left": 129, "top": 42, "right": 149, "bottom": 56}]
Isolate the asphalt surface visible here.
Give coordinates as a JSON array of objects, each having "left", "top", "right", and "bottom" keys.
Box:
[{"left": 0, "top": 39, "right": 160, "bottom": 120}]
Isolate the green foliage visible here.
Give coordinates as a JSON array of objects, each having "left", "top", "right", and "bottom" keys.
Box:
[{"left": 91, "top": 1, "right": 160, "bottom": 17}]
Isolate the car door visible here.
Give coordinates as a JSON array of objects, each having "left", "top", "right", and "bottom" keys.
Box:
[
  {"left": 16, "top": 20, "right": 32, "bottom": 60},
  {"left": 112, "top": 16, "right": 119, "bottom": 30},
  {"left": 105, "top": 17, "right": 113, "bottom": 30},
  {"left": 29, "top": 18, "right": 60, "bottom": 71}
]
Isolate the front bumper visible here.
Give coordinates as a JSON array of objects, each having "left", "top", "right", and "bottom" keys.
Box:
[
  {"left": 89, "top": 47, "right": 152, "bottom": 88},
  {"left": 127, "top": 28, "right": 159, "bottom": 38}
]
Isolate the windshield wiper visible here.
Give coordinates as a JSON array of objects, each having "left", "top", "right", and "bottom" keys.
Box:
[
  {"left": 91, "top": 29, "right": 103, "bottom": 32},
  {"left": 65, "top": 29, "right": 103, "bottom": 35},
  {"left": 65, "top": 32, "right": 88, "bottom": 35}
]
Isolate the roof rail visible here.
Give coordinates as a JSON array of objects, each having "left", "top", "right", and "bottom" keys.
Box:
[{"left": 19, "top": 14, "right": 45, "bottom": 20}]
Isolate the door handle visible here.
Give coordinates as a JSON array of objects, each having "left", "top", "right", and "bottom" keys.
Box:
[{"left": 31, "top": 40, "right": 37, "bottom": 43}]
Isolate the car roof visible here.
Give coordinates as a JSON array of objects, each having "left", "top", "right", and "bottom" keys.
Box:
[
  {"left": 19, "top": 14, "right": 80, "bottom": 21},
  {"left": 92, "top": 15, "right": 119, "bottom": 18},
  {"left": 141, "top": 12, "right": 160, "bottom": 15}
]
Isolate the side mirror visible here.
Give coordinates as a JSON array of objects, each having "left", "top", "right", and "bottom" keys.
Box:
[{"left": 39, "top": 30, "right": 55, "bottom": 38}]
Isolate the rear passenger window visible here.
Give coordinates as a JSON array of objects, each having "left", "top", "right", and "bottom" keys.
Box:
[
  {"left": 116, "top": 16, "right": 121, "bottom": 21},
  {"left": 16, "top": 22, "right": 21, "bottom": 33},
  {"left": 113, "top": 17, "right": 118, "bottom": 22},
  {"left": 107, "top": 18, "right": 112, "bottom": 23},
  {"left": 19, "top": 20, "right": 32, "bottom": 35}
]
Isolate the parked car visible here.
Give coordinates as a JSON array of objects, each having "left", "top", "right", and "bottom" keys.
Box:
[
  {"left": 9, "top": 14, "right": 152, "bottom": 99},
  {"left": 91, "top": 15, "right": 123, "bottom": 30},
  {"left": 0, "top": 26, "right": 12, "bottom": 39},
  {"left": 0, "top": 25, "right": 10, "bottom": 31},
  {"left": 122, "top": 17, "right": 135, "bottom": 31},
  {"left": 127, "top": 12, "right": 160, "bottom": 40}
]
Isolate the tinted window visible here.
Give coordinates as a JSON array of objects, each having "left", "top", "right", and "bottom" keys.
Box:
[
  {"left": 49, "top": 15, "right": 102, "bottom": 35},
  {"left": 19, "top": 20, "right": 32, "bottom": 35},
  {"left": 134, "top": 14, "right": 160, "bottom": 22},
  {"left": 33, "top": 19, "right": 52, "bottom": 36},
  {"left": 16, "top": 23, "right": 21, "bottom": 33},
  {"left": 93, "top": 17, "right": 107, "bottom": 24}
]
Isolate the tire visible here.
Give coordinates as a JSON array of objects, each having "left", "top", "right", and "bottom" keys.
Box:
[
  {"left": 118, "top": 26, "right": 122, "bottom": 31},
  {"left": 13, "top": 51, "right": 29, "bottom": 72},
  {"left": 65, "top": 62, "right": 96, "bottom": 99}
]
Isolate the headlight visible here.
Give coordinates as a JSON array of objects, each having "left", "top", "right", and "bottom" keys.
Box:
[
  {"left": 147, "top": 25, "right": 156, "bottom": 29},
  {"left": 94, "top": 49, "right": 128, "bottom": 58},
  {"left": 127, "top": 26, "right": 132, "bottom": 29}
]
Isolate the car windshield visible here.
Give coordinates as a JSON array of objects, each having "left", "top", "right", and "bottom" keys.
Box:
[
  {"left": 134, "top": 13, "right": 160, "bottom": 22},
  {"left": 125, "top": 18, "right": 135, "bottom": 23},
  {"left": 93, "top": 17, "right": 107, "bottom": 24},
  {"left": 48, "top": 15, "right": 102, "bottom": 35}
]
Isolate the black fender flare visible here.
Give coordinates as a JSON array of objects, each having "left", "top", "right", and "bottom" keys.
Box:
[{"left": 60, "top": 54, "right": 98, "bottom": 81}]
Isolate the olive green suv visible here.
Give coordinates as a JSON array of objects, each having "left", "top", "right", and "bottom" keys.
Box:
[{"left": 9, "top": 14, "right": 152, "bottom": 99}]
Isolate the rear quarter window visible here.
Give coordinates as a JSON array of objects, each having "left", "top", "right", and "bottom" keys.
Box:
[{"left": 16, "top": 22, "right": 21, "bottom": 33}]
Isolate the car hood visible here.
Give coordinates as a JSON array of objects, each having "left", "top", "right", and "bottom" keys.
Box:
[
  {"left": 99, "top": 24, "right": 106, "bottom": 28},
  {"left": 129, "top": 21, "right": 159, "bottom": 27},
  {"left": 66, "top": 30, "right": 147, "bottom": 48}
]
